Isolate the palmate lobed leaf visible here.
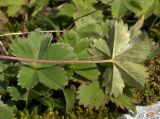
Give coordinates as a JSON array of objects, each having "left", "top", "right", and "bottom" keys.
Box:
[
  {"left": 89, "top": 20, "right": 154, "bottom": 97},
  {"left": 10, "top": 31, "right": 76, "bottom": 90}
]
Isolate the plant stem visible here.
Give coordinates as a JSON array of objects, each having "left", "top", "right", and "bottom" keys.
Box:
[
  {"left": 0, "top": 30, "right": 63, "bottom": 37},
  {"left": 0, "top": 55, "right": 113, "bottom": 64}
]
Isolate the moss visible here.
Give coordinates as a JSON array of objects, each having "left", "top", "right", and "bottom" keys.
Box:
[
  {"left": 16, "top": 104, "right": 125, "bottom": 119},
  {"left": 132, "top": 56, "right": 160, "bottom": 105}
]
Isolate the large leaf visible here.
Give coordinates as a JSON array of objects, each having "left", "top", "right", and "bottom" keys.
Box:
[
  {"left": 11, "top": 31, "right": 75, "bottom": 90},
  {"left": 0, "top": 101, "right": 14, "bottom": 119},
  {"left": 89, "top": 20, "right": 154, "bottom": 97},
  {"left": 63, "top": 88, "right": 75, "bottom": 114},
  {"left": 77, "top": 81, "right": 105, "bottom": 109}
]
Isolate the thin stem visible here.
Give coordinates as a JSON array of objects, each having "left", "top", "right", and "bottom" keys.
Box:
[
  {"left": 0, "top": 30, "right": 64, "bottom": 37},
  {"left": 0, "top": 55, "right": 113, "bottom": 64},
  {"left": 74, "top": 10, "right": 97, "bottom": 22}
]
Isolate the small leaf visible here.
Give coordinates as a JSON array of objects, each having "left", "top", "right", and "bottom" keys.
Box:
[
  {"left": 63, "top": 88, "right": 75, "bottom": 113},
  {"left": 61, "top": 30, "right": 79, "bottom": 47},
  {"left": 110, "top": 94, "right": 136, "bottom": 112},
  {"left": 102, "top": 0, "right": 112, "bottom": 4},
  {"left": 0, "top": 0, "right": 25, "bottom": 6},
  {"left": 7, "top": 86, "right": 26, "bottom": 101},
  {"left": 18, "top": 66, "right": 38, "bottom": 90},
  {"left": 75, "top": 16, "right": 102, "bottom": 38},
  {"left": 59, "top": 3, "right": 75, "bottom": 17},
  {"left": 0, "top": 81, "right": 7, "bottom": 95},
  {"left": 7, "top": 6, "right": 22, "bottom": 16},
  {"left": 111, "top": 0, "right": 126, "bottom": 19},
  {"left": 77, "top": 81, "right": 105, "bottom": 109},
  {"left": 154, "top": 0, "right": 160, "bottom": 16},
  {"left": 122, "top": 0, "right": 142, "bottom": 15},
  {"left": 0, "top": 101, "right": 14, "bottom": 119},
  {"left": 37, "top": 97, "right": 65, "bottom": 111}
]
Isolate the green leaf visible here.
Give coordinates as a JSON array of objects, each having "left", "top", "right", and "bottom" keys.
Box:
[
  {"left": 37, "top": 97, "right": 65, "bottom": 111},
  {"left": 75, "top": 16, "right": 102, "bottom": 38},
  {"left": 0, "top": 81, "right": 7, "bottom": 95},
  {"left": 110, "top": 94, "right": 136, "bottom": 112},
  {"left": 0, "top": 62, "right": 5, "bottom": 80},
  {"left": 111, "top": 0, "right": 127, "bottom": 19},
  {"left": 88, "top": 38, "right": 111, "bottom": 59},
  {"left": 7, "top": 86, "right": 26, "bottom": 101},
  {"left": 89, "top": 20, "right": 154, "bottom": 97},
  {"left": 69, "top": 38, "right": 100, "bottom": 81},
  {"left": 154, "top": 0, "right": 160, "bottom": 16},
  {"left": 18, "top": 66, "right": 38, "bottom": 90},
  {"left": 71, "top": 64, "right": 100, "bottom": 81},
  {"left": 11, "top": 31, "right": 74, "bottom": 90},
  {"left": 72, "top": 0, "right": 96, "bottom": 19},
  {"left": 116, "top": 61, "right": 147, "bottom": 88},
  {"left": 10, "top": 31, "right": 52, "bottom": 66},
  {"left": 102, "top": 0, "right": 112, "bottom": 4},
  {"left": 59, "top": 3, "right": 75, "bottom": 17},
  {"left": 77, "top": 81, "right": 105, "bottom": 109},
  {"left": 0, "top": 101, "right": 14, "bottom": 119},
  {"left": 43, "top": 42, "right": 77, "bottom": 61},
  {"left": 103, "top": 64, "right": 125, "bottom": 97},
  {"left": 7, "top": 6, "right": 22, "bottom": 16},
  {"left": 60, "top": 30, "right": 79, "bottom": 47},
  {"left": 122, "top": 0, "right": 142, "bottom": 15},
  {"left": 37, "top": 66, "right": 68, "bottom": 90},
  {"left": 123, "top": 0, "right": 155, "bottom": 16},
  {"left": 63, "top": 88, "right": 75, "bottom": 114},
  {"left": 37, "top": 97, "right": 56, "bottom": 111},
  {"left": 0, "top": 0, "right": 25, "bottom": 6}
]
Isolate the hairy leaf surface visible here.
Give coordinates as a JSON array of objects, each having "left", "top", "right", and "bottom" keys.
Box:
[{"left": 89, "top": 20, "right": 154, "bottom": 97}]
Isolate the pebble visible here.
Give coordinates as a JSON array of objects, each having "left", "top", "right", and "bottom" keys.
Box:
[{"left": 118, "top": 102, "right": 160, "bottom": 119}]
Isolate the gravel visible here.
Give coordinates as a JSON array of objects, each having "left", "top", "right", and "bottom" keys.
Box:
[{"left": 118, "top": 102, "right": 160, "bottom": 119}]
